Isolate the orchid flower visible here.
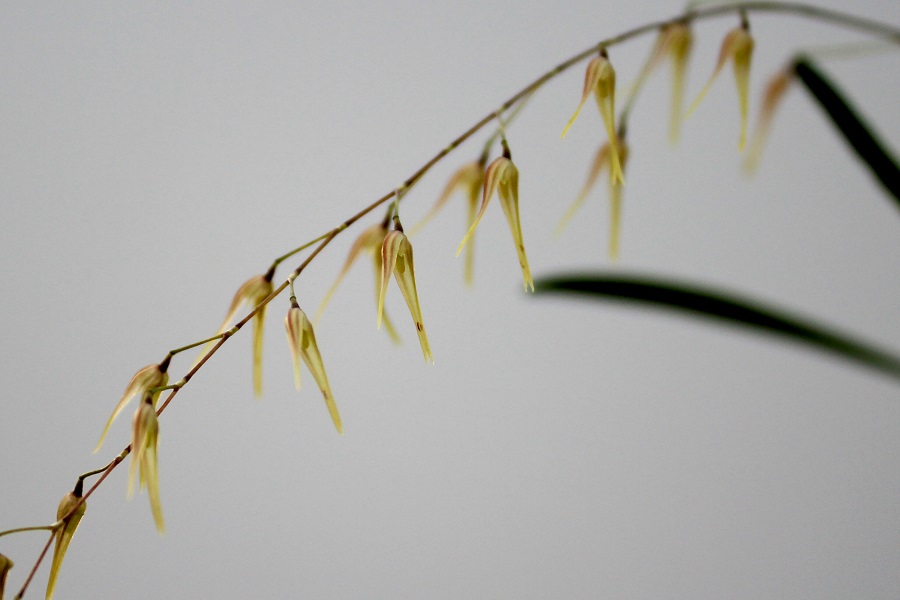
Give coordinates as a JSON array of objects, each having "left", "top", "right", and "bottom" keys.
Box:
[
  {"left": 315, "top": 221, "right": 402, "bottom": 343},
  {"left": 561, "top": 53, "right": 625, "bottom": 185},
  {"left": 95, "top": 362, "right": 168, "bottom": 452},
  {"left": 744, "top": 66, "right": 792, "bottom": 173},
  {"left": 556, "top": 137, "right": 630, "bottom": 259},
  {"left": 213, "top": 274, "right": 274, "bottom": 397},
  {"left": 285, "top": 298, "right": 342, "bottom": 433},
  {"left": 46, "top": 490, "right": 86, "bottom": 600},
  {"left": 457, "top": 149, "right": 533, "bottom": 291},
  {"left": 687, "top": 25, "right": 755, "bottom": 151},
  {"left": 412, "top": 160, "right": 485, "bottom": 285},
  {"left": 378, "top": 229, "right": 433, "bottom": 363}
]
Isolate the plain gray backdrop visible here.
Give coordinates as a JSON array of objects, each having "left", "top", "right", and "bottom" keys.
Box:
[{"left": 1, "top": 1, "right": 898, "bottom": 598}]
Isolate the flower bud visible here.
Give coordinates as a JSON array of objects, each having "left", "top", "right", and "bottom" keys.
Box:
[
  {"left": 379, "top": 230, "right": 433, "bottom": 363},
  {"left": 285, "top": 300, "right": 342, "bottom": 433},
  {"left": 561, "top": 53, "right": 625, "bottom": 185},
  {"left": 457, "top": 153, "right": 533, "bottom": 291},
  {"left": 687, "top": 25, "right": 755, "bottom": 151},
  {"left": 743, "top": 66, "right": 792, "bottom": 173}
]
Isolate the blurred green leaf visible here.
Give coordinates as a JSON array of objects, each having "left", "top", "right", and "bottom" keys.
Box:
[
  {"left": 535, "top": 272, "right": 900, "bottom": 382},
  {"left": 793, "top": 56, "right": 900, "bottom": 208}
]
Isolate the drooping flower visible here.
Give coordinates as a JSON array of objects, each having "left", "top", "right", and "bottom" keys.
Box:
[
  {"left": 561, "top": 52, "right": 624, "bottom": 185},
  {"left": 315, "top": 220, "right": 402, "bottom": 344},
  {"left": 378, "top": 229, "right": 433, "bottom": 363},
  {"left": 456, "top": 148, "right": 534, "bottom": 291},
  {"left": 743, "top": 66, "right": 793, "bottom": 174},
  {"left": 0, "top": 553, "right": 12, "bottom": 600},
  {"left": 285, "top": 298, "right": 342, "bottom": 433},
  {"left": 46, "top": 489, "right": 86, "bottom": 600},
  {"left": 128, "top": 396, "right": 164, "bottom": 533},
  {"left": 687, "top": 25, "right": 755, "bottom": 151},
  {"left": 214, "top": 273, "right": 274, "bottom": 397},
  {"left": 556, "top": 137, "right": 630, "bottom": 260},
  {"left": 412, "top": 159, "right": 485, "bottom": 285},
  {"left": 95, "top": 362, "right": 168, "bottom": 452},
  {"left": 659, "top": 23, "right": 694, "bottom": 144}
]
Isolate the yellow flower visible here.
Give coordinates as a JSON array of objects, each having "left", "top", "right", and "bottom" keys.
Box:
[
  {"left": 659, "top": 23, "right": 694, "bottom": 144},
  {"left": 285, "top": 299, "right": 342, "bottom": 433},
  {"left": 378, "top": 229, "right": 433, "bottom": 363},
  {"left": 743, "top": 66, "right": 792, "bottom": 174},
  {"left": 556, "top": 137, "right": 630, "bottom": 260},
  {"left": 46, "top": 489, "right": 86, "bottom": 600},
  {"left": 94, "top": 362, "right": 168, "bottom": 452},
  {"left": 0, "top": 553, "right": 12, "bottom": 600},
  {"left": 315, "top": 220, "right": 402, "bottom": 344},
  {"left": 412, "top": 159, "right": 485, "bottom": 285},
  {"left": 687, "top": 25, "right": 755, "bottom": 151},
  {"left": 456, "top": 150, "right": 533, "bottom": 291},
  {"left": 561, "top": 52, "right": 624, "bottom": 185},
  {"left": 214, "top": 274, "right": 274, "bottom": 397},
  {"left": 128, "top": 396, "right": 164, "bottom": 533}
]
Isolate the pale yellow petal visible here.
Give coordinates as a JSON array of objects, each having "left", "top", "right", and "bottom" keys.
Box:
[
  {"left": 298, "top": 310, "right": 343, "bottom": 433},
  {"left": 285, "top": 306, "right": 304, "bottom": 391},
  {"left": 141, "top": 420, "right": 164, "bottom": 533},
  {"left": 608, "top": 140, "right": 630, "bottom": 260},
  {"left": 378, "top": 231, "right": 406, "bottom": 329},
  {"left": 731, "top": 30, "right": 755, "bottom": 151},
  {"left": 666, "top": 24, "right": 694, "bottom": 144},
  {"left": 251, "top": 306, "right": 267, "bottom": 398},
  {"left": 389, "top": 235, "right": 433, "bottom": 363}
]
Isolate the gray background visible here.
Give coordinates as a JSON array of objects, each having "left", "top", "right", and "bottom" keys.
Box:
[{"left": 1, "top": 1, "right": 898, "bottom": 598}]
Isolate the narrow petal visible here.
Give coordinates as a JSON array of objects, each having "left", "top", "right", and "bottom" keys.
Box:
[
  {"left": 731, "top": 30, "right": 755, "bottom": 151},
  {"left": 378, "top": 231, "right": 406, "bottom": 329},
  {"left": 561, "top": 56, "right": 604, "bottom": 139},
  {"left": 556, "top": 144, "right": 609, "bottom": 236},
  {"left": 94, "top": 364, "right": 166, "bottom": 453},
  {"left": 285, "top": 306, "right": 305, "bottom": 391},
  {"left": 298, "top": 310, "right": 343, "bottom": 432},
  {"left": 370, "top": 251, "right": 402, "bottom": 344},
  {"left": 141, "top": 420, "right": 164, "bottom": 533},
  {"left": 494, "top": 162, "right": 534, "bottom": 291},
  {"left": 463, "top": 173, "right": 480, "bottom": 286},
  {"left": 252, "top": 306, "right": 267, "bottom": 397},
  {"left": 607, "top": 139, "right": 630, "bottom": 260},
  {"left": 47, "top": 492, "right": 86, "bottom": 600},
  {"left": 389, "top": 235, "right": 433, "bottom": 363},
  {"left": 744, "top": 67, "right": 792, "bottom": 173},
  {"left": 128, "top": 400, "right": 155, "bottom": 499}
]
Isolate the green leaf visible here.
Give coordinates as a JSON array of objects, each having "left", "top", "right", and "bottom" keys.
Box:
[
  {"left": 793, "top": 57, "right": 900, "bottom": 208},
  {"left": 534, "top": 272, "right": 900, "bottom": 382}
]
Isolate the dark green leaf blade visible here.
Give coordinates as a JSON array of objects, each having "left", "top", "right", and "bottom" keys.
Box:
[
  {"left": 535, "top": 272, "right": 900, "bottom": 382},
  {"left": 793, "top": 57, "right": 900, "bottom": 208}
]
